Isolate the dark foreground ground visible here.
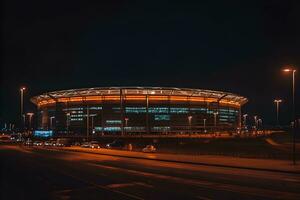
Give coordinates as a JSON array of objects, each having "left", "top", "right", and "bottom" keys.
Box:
[{"left": 1, "top": 144, "right": 300, "bottom": 200}]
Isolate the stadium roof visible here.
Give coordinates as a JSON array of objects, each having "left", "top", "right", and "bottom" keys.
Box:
[{"left": 31, "top": 87, "right": 248, "bottom": 105}]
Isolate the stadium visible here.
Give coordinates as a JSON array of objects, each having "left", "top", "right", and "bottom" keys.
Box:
[{"left": 31, "top": 87, "right": 248, "bottom": 136}]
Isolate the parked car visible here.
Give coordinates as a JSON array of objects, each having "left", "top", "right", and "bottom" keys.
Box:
[
  {"left": 44, "top": 141, "right": 53, "bottom": 146},
  {"left": 81, "top": 142, "right": 90, "bottom": 148},
  {"left": 24, "top": 139, "right": 33, "bottom": 146},
  {"left": 89, "top": 141, "right": 101, "bottom": 149},
  {"left": 73, "top": 142, "right": 81, "bottom": 146},
  {"left": 33, "top": 141, "right": 43, "bottom": 146},
  {"left": 142, "top": 145, "right": 156, "bottom": 153},
  {"left": 106, "top": 140, "right": 125, "bottom": 149}
]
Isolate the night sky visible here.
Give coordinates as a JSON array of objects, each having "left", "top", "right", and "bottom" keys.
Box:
[{"left": 1, "top": 0, "right": 300, "bottom": 127}]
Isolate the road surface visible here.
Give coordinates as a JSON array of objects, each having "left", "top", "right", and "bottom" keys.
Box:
[{"left": 1, "top": 144, "right": 300, "bottom": 200}]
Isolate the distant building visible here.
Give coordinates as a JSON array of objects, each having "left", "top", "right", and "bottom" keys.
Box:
[{"left": 31, "top": 87, "right": 247, "bottom": 135}]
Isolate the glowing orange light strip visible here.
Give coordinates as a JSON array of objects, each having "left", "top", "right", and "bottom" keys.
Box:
[
  {"left": 124, "top": 95, "right": 146, "bottom": 101},
  {"left": 37, "top": 95, "right": 241, "bottom": 107}
]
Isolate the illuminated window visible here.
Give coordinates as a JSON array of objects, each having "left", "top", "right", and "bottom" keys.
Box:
[
  {"left": 125, "top": 107, "right": 146, "bottom": 113},
  {"left": 149, "top": 107, "right": 169, "bottom": 113},
  {"left": 34, "top": 130, "right": 53, "bottom": 137},
  {"left": 70, "top": 114, "right": 83, "bottom": 117},
  {"left": 70, "top": 118, "right": 83, "bottom": 121},
  {"left": 104, "top": 127, "right": 121, "bottom": 131},
  {"left": 90, "top": 106, "right": 102, "bottom": 110},
  {"left": 94, "top": 127, "right": 103, "bottom": 131},
  {"left": 154, "top": 115, "right": 170, "bottom": 120},
  {"left": 152, "top": 126, "right": 170, "bottom": 131},
  {"left": 63, "top": 107, "right": 83, "bottom": 111},
  {"left": 219, "top": 108, "right": 238, "bottom": 114},
  {"left": 170, "top": 108, "right": 188, "bottom": 114},
  {"left": 124, "top": 127, "right": 145, "bottom": 131},
  {"left": 219, "top": 118, "right": 229, "bottom": 121},
  {"left": 70, "top": 110, "right": 83, "bottom": 114},
  {"left": 106, "top": 120, "right": 122, "bottom": 124},
  {"left": 190, "top": 108, "right": 206, "bottom": 113}
]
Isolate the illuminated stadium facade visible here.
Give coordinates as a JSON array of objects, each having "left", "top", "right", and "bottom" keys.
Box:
[{"left": 31, "top": 87, "right": 248, "bottom": 135}]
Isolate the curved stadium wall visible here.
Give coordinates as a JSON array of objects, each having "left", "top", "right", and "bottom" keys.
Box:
[{"left": 31, "top": 87, "right": 248, "bottom": 135}]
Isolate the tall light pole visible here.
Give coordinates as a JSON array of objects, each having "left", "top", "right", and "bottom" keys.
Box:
[
  {"left": 66, "top": 113, "right": 70, "bottom": 135},
  {"left": 243, "top": 114, "right": 248, "bottom": 128},
  {"left": 91, "top": 115, "right": 94, "bottom": 134},
  {"left": 203, "top": 118, "right": 206, "bottom": 133},
  {"left": 274, "top": 99, "right": 282, "bottom": 127},
  {"left": 125, "top": 117, "right": 129, "bottom": 135},
  {"left": 254, "top": 115, "right": 258, "bottom": 128},
  {"left": 26, "top": 113, "right": 34, "bottom": 130},
  {"left": 86, "top": 105, "right": 89, "bottom": 141},
  {"left": 20, "top": 87, "right": 26, "bottom": 130},
  {"left": 188, "top": 115, "right": 192, "bottom": 136},
  {"left": 213, "top": 112, "right": 218, "bottom": 134},
  {"left": 283, "top": 67, "right": 297, "bottom": 165}
]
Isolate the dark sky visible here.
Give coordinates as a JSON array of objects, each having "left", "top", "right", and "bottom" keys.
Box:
[{"left": 1, "top": 0, "right": 300, "bottom": 127}]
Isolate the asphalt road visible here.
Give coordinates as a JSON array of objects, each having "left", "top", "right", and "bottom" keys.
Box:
[{"left": 1, "top": 144, "right": 300, "bottom": 200}]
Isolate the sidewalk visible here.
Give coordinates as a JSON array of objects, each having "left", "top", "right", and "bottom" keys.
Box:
[{"left": 62, "top": 146, "right": 300, "bottom": 174}]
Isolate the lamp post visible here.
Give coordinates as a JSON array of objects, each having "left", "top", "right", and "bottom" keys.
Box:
[
  {"left": 22, "top": 114, "right": 26, "bottom": 129},
  {"left": 66, "top": 113, "right": 70, "bottom": 135},
  {"left": 125, "top": 117, "right": 129, "bottom": 134},
  {"left": 274, "top": 99, "right": 282, "bottom": 127},
  {"left": 283, "top": 67, "right": 297, "bottom": 165},
  {"left": 203, "top": 118, "right": 206, "bottom": 133},
  {"left": 243, "top": 114, "right": 248, "bottom": 128},
  {"left": 20, "top": 87, "right": 26, "bottom": 130},
  {"left": 91, "top": 115, "right": 94, "bottom": 134},
  {"left": 254, "top": 115, "right": 258, "bottom": 128},
  {"left": 213, "top": 112, "right": 218, "bottom": 134},
  {"left": 188, "top": 116, "right": 193, "bottom": 136},
  {"left": 26, "top": 113, "right": 34, "bottom": 130}
]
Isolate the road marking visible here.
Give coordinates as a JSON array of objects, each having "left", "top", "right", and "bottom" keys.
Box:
[
  {"left": 107, "top": 182, "right": 153, "bottom": 189},
  {"left": 88, "top": 162, "right": 300, "bottom": 200}
]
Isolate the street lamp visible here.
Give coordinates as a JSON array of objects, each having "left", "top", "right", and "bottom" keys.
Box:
[
  {"left": 243, "top": 114, "right": 248, "bottom": 128},
  {"left": 188, "top": 116, "right": 193, "bottom": 135},
  {"left": 91, "top": 115, "right": 94, "bottom": 134},
  {"left": 203, "top": 118, "right": 207, "bottom": 133},
  {"left": 283, "top": 67, "right": 297, "bottom": 165},
  {"left": 213, "top": 112, "right": 218, "bottom": 134},
  {"left": 20, "top": 87, "right": 26, "bottom": 130},
  {"left": 86, "top": 106, "right": 89, "bottom": 141},
  {"left": 274, "top": 99, "right": 282, "bottom": 126},
  {"left": 26, "top": 113, "right": 34, "bottom": 130},
  {"left": 254, "top": 115, "right": 258, "bottom": 129},
  {"left": 66, "top": 113, "right": 70, "bottom": 135},
  {"left": 125, "top": 117, "right": 129, "bottom": 134},
  {"left": 90, "top": 114, "right": 97, "bottom": 134}
]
